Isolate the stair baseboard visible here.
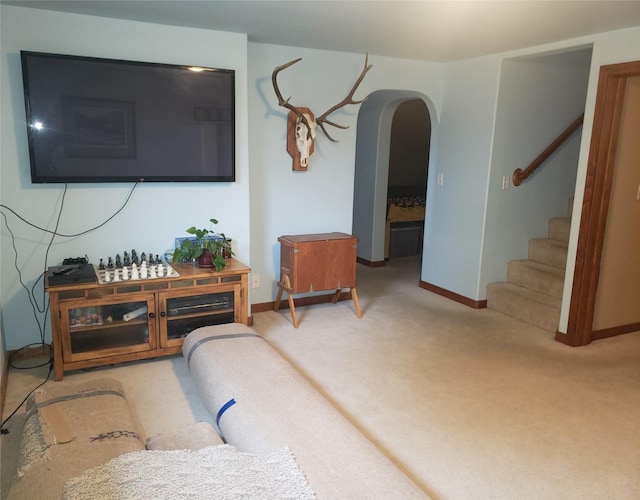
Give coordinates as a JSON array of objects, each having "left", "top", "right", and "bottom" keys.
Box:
[{"left": 486, "top": 282, "right": 561, "bottom": 331}]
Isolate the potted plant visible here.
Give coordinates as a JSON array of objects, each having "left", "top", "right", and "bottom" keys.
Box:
[{"left": 173, "top": 218, "right": 233, "bottom": 272}]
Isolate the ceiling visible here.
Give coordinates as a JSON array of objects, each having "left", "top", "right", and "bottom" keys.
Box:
[{"left": 4, "top": 0, "right": 640, "bottom": 62}]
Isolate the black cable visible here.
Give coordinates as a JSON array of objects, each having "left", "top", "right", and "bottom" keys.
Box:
[
  {"left": 0, "top": 183, "right": 66, "bottom": 342},
  {"left": 8, "top": 343, "right": 52, "bottom": 370},
  {"left": 1, "top": 212, "right": 46, "bottom": 343},
  {"left": 31, "top": 183, "right": 68, "bottom": 315},
  {"left": 1, "top": 358, "right": 53, "bottom": 433},
  {"left": 0, "top": 182, "right": 139, "bottom": 430},
  {"left": 0, "top": 182, "right": 139, "bottom": 343},
  {"left": 0, "top": 181, "right": 138, "bottom": 238}
]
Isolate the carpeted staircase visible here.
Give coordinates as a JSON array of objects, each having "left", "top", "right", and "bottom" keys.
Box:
[{"left": 486, "top": 201, "right": 572, "bottom": 331}]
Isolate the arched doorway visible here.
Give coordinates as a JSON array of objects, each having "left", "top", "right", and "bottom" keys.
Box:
[
  {"left": 386, "top": 99, "right": 430, "bottom": 261},
  {"left": 352, "top": 90, "right": 437, "bottom": 267}
]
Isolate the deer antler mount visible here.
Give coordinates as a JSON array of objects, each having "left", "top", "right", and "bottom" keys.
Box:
[{"left": 272, "top": 55, "right": 372, "bottom": 171}]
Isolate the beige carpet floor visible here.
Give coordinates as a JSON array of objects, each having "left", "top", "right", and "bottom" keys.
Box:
[{"left": 2, "top": 256, "right": 639, "bottom": 499}]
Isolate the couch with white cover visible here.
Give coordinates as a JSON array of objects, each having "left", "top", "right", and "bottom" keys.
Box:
[{"left": 8, "top": 323, "right": 428, "bottom": 499}]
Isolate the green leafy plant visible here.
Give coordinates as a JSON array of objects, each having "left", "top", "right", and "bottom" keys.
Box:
[{"left": 173, "top": 218, "right": 233, "bottom": 272}]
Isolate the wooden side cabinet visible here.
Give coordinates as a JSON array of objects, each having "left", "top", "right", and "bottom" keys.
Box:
[
  {"left": 47, "top": 258, "right": 250, "bottom": 380},
  {"left": 274, "top": 233, "right": 362, "bottom": 327}
]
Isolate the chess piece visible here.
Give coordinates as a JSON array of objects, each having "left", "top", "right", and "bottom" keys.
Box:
[
  {"left": 107, "top": 257, "right": 114, "bottom": 270},
  {"left": 115, "top": 254, "right": 122, "bottom": 268},
  {"left": 99, "top": 258, "right": 105, "bottom": 270},
  {"left": 123, "top": 251, "right": 131, "bottom": 267},
  {"left": 131, "top": 263, "right": 139, "bottom": 280},
  {"left": 122, "top": 267, "right": 129, "bottom": 280}
]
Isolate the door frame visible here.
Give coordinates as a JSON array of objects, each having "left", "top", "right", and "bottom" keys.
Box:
[{"left": 558, "top": 60, "right": 640, "bottom": 346}]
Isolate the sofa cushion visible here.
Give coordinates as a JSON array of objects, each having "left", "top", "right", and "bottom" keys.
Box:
[{"left": 8, "top": 378, "right": 145, "bottom": 500}]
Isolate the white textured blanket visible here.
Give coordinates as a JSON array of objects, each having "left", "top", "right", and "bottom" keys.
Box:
[{"left": 63, "top": 444, "right": 315, "bottom": 500}]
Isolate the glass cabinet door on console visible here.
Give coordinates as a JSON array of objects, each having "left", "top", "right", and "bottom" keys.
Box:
[
  {"left": 158, "top": 285, "right": 236, "bottom": 348},
  {"left": 59, "top": 294, "right": 156, "bottom": 362}
]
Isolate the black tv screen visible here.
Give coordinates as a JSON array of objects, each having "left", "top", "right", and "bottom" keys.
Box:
[{"left": 20, "top": 51, "right": 235, "bottom": 183}]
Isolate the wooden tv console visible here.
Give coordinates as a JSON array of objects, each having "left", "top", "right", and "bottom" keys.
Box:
[{"left": 46, "top": 259, "right": 250, "bottom": 380}]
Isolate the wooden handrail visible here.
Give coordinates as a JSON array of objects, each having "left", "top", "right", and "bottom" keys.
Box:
[{"left": 512, "top": 113, "right": 584, "bottom": 186}]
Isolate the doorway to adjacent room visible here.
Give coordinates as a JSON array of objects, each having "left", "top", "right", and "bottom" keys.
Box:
[{"left": 352, "top": 90, "right": 435, "bottom": 272}]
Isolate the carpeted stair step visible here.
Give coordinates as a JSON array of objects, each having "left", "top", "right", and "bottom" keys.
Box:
[
  {"left": 486, "top": 282, "right": 561, "bottom": 331},
  {"left": 528, "top": 238, "right": 568, "bottom": 268},
  {"left": 548, "top": 216, "right": 571, "bottom": 242},
  {"left": 507, "top": 259, "right": 565, "bottom": 298}
]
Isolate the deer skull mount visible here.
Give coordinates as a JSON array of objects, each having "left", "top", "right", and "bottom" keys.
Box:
[
  {"left": 291, "top": 110, "right": 316, "bottom": 169},
  {"left": 272, "top": 55, "right": 372, "bottom": 171}
]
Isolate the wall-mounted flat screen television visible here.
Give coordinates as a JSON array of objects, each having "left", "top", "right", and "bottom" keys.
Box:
[{"left": 21, "top": 51, "right": 235, "bottom": 183}]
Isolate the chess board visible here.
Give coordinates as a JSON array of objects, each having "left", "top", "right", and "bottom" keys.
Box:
[{"left": 95, "top": 263, "right": 180, "bottom": 285}]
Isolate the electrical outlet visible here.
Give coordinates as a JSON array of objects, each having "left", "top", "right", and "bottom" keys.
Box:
[
  {"left": 502, "top": 176, "right": 509, "bottom": 190},
  {"left": 251, "top": 275, "right": 260, "bottom": 289},
  {"left": 437, "top": 173, "right": 444, "bottom": 186}
]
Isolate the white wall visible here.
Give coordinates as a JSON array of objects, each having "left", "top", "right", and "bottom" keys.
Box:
[
  {"left": 420, "top": 55, "right": 502, "bottom": 300},
  {"left": 1, "top": 5, "right": 250, "bottom": 350},
  {"left": 247, "top": 44, "right": 441, "bottom": 302},
  {"left": 480, "top": 48, "right": 592, "bottom": 293},
  {"left": 2, "top": 5, "right": 638, "bottom": 350},
  {"left": 421, "top": 28, "right": 639, "bottom": 305}
]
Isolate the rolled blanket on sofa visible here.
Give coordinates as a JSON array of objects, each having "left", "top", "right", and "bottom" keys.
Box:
[
  {"left": 8, "top": 378, "right": 146, "bottom": 500},
  {"left": 183, "top": 323, "right": 428, "bottom": 500}
]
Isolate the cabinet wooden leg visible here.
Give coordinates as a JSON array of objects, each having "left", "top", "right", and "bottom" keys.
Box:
[
  {"left": 275, "top": 275, "right": 298, "bottom": 328},
  {"left": 287, "top": 292, "right": 298, "bottom": 328},
  {"left": 330, "top": 288, "right": 361, "bottom": 319},
  {"left": 282, "top": 275, "right": 298, "bottom": 328},
  {"left": 274, "top": 286, "right": 284, "bottom": 311},
  {"left": 351, "top": 287, "right": 362, "bottom": 319},
  {"left": 54, "top": 355, "right": 64, "bottom": 381},
  {"left": 53, "top": 333, "right": 64, "bottom": 381}
]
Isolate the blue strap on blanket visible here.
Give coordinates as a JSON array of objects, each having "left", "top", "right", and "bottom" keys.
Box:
[{"left": 216, "top": 398, "right": 237, "bottom": 428}]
